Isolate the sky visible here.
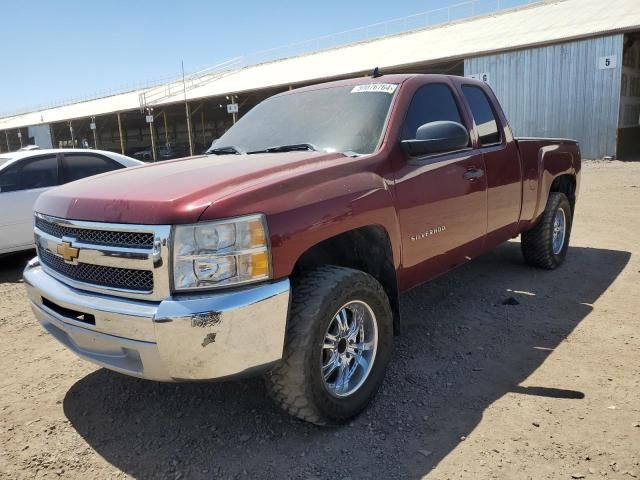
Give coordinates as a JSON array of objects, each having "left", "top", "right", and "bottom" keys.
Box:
[{"left": 0, "top": 0, "right": 531, "bottom": 115}]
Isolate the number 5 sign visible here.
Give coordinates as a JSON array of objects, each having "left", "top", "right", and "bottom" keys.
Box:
[{"left": 598, "top": 55, "right": 617, "bottom": 70}]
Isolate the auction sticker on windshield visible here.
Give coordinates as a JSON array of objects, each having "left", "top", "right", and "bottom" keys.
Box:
[{"left": 351, "top": 84, "right": 398, "bottom": 94}]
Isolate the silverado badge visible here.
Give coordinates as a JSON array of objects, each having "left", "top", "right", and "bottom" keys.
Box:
[{"left": 410, "top": 225, "right": 446, "bottom": 241}]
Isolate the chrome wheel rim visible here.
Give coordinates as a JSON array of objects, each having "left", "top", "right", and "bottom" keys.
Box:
[
  {"left": 321, "top": 300, "right": 378, "bottom": 398},
  {"left": 552, "top": 208, "right": 566, "bottom": 255}
]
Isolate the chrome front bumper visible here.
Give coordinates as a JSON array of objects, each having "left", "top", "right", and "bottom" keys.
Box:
[{"left": 23, "top": 258, "right": 290, "bottom": 381}]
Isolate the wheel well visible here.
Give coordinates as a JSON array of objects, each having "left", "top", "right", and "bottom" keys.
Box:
[
  {"left": 550, "top": 174, "right": 576, "bottom": 214},
  {"left": 291, "top": 226, "right": 401, "bottom": 334}
]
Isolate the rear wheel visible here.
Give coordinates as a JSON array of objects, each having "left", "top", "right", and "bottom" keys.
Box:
[
  {"left": 521, "top": 192, "right": 572, "bottom": 269},
  {"left": 265, "top": 266, "right": 393, "bottom": 425}
]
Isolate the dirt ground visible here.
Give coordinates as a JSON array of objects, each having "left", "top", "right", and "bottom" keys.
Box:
[{"left": 0, "top": 160, "right": 638, "bottom": 480}]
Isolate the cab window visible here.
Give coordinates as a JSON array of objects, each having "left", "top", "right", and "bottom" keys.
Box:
[
  {"left": 61, "top": 153, "right": 122, "bottom": 183},
  {"left": 462, "top": 85, "right": 502, "bottom": 146},
  {"left": 402, "top": 84, "right": 466, "bottom": 145},
  {"left": 0, "top": 155, "right": 58, "bottom": 192}
]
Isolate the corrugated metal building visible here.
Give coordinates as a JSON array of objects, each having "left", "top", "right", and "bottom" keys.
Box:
[
  {"left": 465, "top": 35, "right": 626, "bottom": 158},
  {"left": 1, "top": 0, "right": 639, "bottom": 159}
]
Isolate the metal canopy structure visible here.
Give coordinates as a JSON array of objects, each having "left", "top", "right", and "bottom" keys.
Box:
[{"left": 1, "top": 0, "right": 639, "bottom": 132}]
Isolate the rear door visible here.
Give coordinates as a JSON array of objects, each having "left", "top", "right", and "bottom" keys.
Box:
[
  {"left": 60, "top": 152, "right": 125, "bottom": 183},
  {"left": 394, "top": 81, "right": 488, "bottom": 289},
  {"left": 459, "top": 83, "right": 522, "bottom": 246},
  {"left": 0, "top": 154, "right": 60, "bottom": 252}
]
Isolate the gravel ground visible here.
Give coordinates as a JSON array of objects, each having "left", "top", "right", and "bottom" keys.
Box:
[{"left": 0, "top": 160, "right": 639, "bottom": 480}]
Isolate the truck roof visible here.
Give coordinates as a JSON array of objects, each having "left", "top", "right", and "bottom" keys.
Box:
[{"left": 277, "top": 73, "right": 485, "bottom": 97}]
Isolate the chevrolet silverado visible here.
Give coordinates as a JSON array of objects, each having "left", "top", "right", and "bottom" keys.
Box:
[{"left": 23, "top": 74, "right": 580, "bottom": 425}]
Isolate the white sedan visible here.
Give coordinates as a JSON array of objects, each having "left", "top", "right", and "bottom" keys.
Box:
[{"left": 0, "top": 149, "right": 142, "bottom": 255}]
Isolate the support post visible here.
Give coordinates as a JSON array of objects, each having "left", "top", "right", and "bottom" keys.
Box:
[
  {"left": 182, "top": 61, "right": 194, "bottom": 156},
  {"left": 232, "top": 95, "right": 237, "bottom": 124},
  {"left": 3, "top": 131, "right": 8, "bottom": 152},
  {"left": 69, "top": 121, "right": 75, "bottom": 148},
  {"left": 201, "top": 110, "right": 205, "bottom": 146},
  {"left": 17, "top": 130, "right": 23, "bottom": 148},
  {"left": 117, "top": 112, "right": 125, "bottom": 154},
  {"left": 150, "top": 121, "right": 157, "bottom": 162},
  {"left": 185, "top": 102, "right": 194, "bottom": 156},
  {"left": 146, "top": 108, "right": 157, "bottom": 162},
  {"left": 163, "top": 111, "right": 169, "bottom": 148},
  {"left": 91, "top": 116, "right": 98, "bottom": 149}
]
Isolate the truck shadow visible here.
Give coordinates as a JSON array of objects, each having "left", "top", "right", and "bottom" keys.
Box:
[
  {"left": 63, "top": 242, "right": 630, "bottom": 479},
  {"left": 0, "top": 250, "right": 34, "bottom": 284}
]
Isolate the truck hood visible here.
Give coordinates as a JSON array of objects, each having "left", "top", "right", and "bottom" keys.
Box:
[{"left": 36, "top": 151, "right": 347, "bottom": 224}]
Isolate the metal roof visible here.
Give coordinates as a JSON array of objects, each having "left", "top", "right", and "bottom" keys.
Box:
[{"left": 1, "top": 0, "right": 638, "bottom": 131}]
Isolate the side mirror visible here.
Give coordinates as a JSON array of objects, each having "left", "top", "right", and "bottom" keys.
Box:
[{"left": 401, "top": 121, "right": 469, "bottom": 156}]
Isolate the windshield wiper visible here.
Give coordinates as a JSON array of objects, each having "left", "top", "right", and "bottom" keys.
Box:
[
  {"left": 343, "top": 151, "right": 362, "bottom": 157},
  {"left": 207, "top": 145, "right": 243, "bottom": 155},
  {"left": 247, "top": 143, "right": 318, "bottom": 154}
]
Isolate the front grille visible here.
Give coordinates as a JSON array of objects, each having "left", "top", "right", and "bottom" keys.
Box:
[
  {"left": 39, "top": 248, "right": 154, "bottom": 292},
  {"left": 36, "top": 216, "right": 154, "bottom": 249}
]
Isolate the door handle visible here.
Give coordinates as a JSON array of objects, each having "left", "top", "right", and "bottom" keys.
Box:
[{"left": 463, "top": 168, "right": 484, "bottom": 181}]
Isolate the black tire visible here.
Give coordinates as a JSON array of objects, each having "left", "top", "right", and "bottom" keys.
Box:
[
  {"left": 265, "top": 266, "right": 393, "bottom": 426},
  {"left": 521, "top": 192, "right": 572, "bottom": 269}
]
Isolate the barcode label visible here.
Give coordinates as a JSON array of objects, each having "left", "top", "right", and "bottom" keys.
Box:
[{"left": 351, "top": 84, "right": 398, "bottom": 94}]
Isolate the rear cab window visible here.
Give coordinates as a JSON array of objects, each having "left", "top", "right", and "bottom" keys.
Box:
[
  {"left": 61, "top": 153, "right": 123, "bottom": 183},
  {"left": 461, "top": 85, "right": 502, "bottom": 146}
]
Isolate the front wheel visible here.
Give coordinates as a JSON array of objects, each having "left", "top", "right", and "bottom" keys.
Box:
[
  {"left": 521, "top": 192, "right": 573, "bottom": 269},
  {"left": 265, "top": 266, "right": 393, "bottom": 425}
]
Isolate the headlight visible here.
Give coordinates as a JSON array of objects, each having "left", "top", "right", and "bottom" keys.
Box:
[{"left": 172, "top": 214, "right": 271, "bottom": 291}]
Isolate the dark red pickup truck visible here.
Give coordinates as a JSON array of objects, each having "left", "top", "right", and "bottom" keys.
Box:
[{"left": 24, "top": 74, "right": 580, "bottom": 425}]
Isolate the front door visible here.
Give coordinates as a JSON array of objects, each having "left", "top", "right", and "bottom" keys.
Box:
[
  {"left": 393, "top": 82, "right": 488, "bottom": 290},
  {"left": 460, "top": 84, "right": 522, "bottom": 247},
  {"left": 0, "top": 154, "right": 59, "bottom": 252}
]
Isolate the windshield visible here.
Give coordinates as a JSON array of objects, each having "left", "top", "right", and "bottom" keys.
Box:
[
  {"left": 0, "top": 157, "right": 13, "bottom": 169},
  {"left": 214, "top": 84, "right": 397, "bottom": 155}
]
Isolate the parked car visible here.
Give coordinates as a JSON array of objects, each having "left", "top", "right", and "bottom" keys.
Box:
[
  {"left": 24, "top": 74, "right": 580, "bottom": 425},
  {"left": 131, "top": 143, "right": 188, "bottom": 162},
  {"left": 130, "top": 147, "right": 153, "bottom": 162},
  {"left": 158, "top": 143, "right": 185, "bottom": 160},
  {"left": 17, "top": 145, "right": 41, "bottom": 152},
  {"left": 0, "top": 149, "right": 141, "bottom": 255}
]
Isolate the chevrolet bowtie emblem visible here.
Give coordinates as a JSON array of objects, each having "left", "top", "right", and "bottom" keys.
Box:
[{"left": 56, "top": 241, "right": 80, "bottom": 262}]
